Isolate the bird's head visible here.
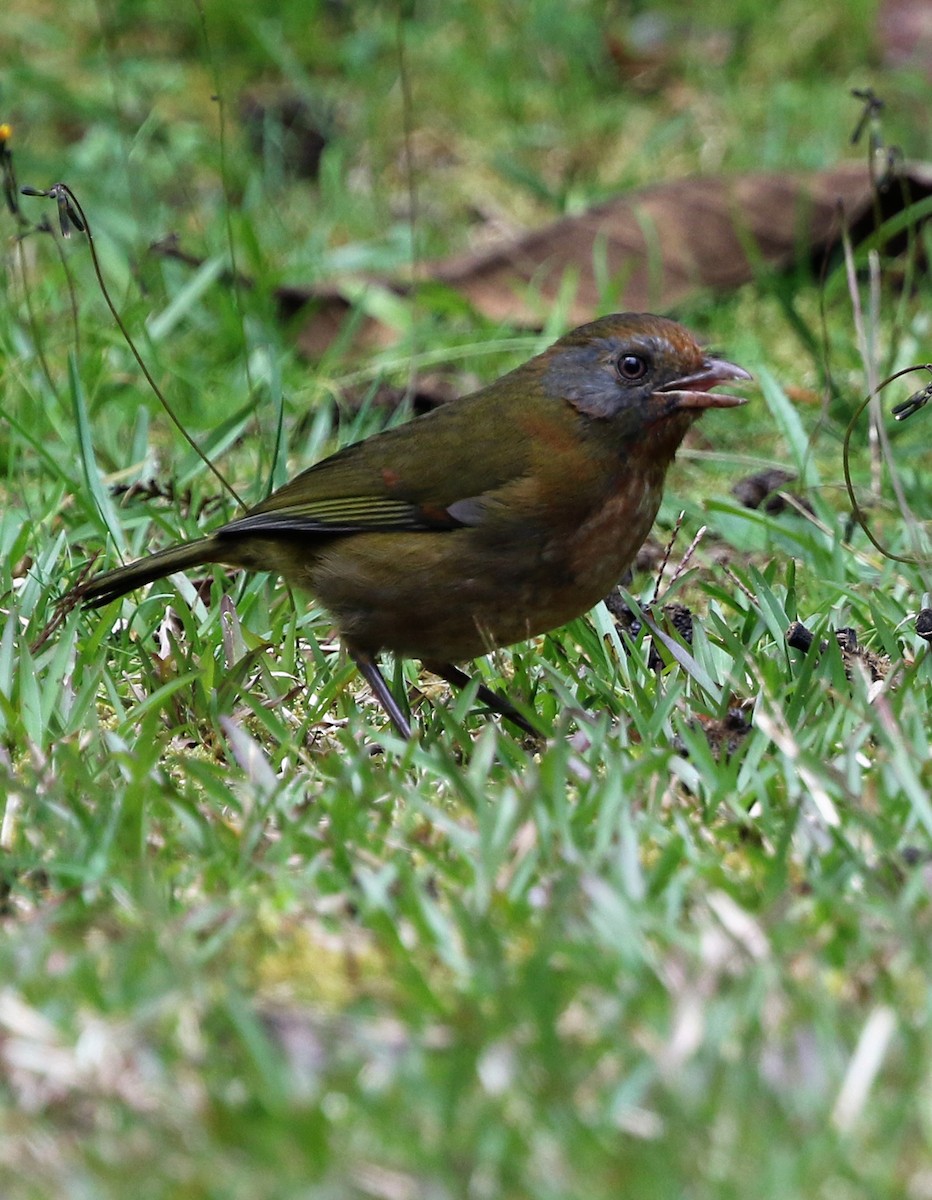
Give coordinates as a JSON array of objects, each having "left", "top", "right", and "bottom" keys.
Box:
[{"left": 539, "top": 313, "right": 751, "bottom": 433}]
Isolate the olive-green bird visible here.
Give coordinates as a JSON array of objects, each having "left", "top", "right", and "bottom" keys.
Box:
[{"left": 81, "top": 313, "right": 751, "bottom": 737}]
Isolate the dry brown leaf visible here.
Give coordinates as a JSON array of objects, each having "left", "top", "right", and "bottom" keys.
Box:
[
  {"left": 427, "top": 166, "right": 870, "bottom": 319},
  {"left": 152, "top": 161, "right": 932, "bottom": 355},
  {"left": 301, "top": 162, "right": 932, "bottom": 351},
  {"left": 879, "top": 0, "right": 932, "bottom": 75}
]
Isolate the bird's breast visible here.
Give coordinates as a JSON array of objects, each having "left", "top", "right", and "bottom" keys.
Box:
[
  {"left": 297, "top": 464, "right": 667, "bottom": 661},
  {"left": 562, "top": 465, "right": 666, "bottom": 595}
]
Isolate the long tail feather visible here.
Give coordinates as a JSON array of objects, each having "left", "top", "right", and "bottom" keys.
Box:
[{"left": 82, "top": 536, "right": 222, "bottom": 608}]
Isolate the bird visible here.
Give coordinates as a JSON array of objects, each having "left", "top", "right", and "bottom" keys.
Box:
[{"left": 80, "top": 313, "right": 751, "bottom": 738}]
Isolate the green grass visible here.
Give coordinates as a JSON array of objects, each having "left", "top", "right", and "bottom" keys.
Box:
[{"left": 3, "top": 1, "right": 932, "bottom": 1197}]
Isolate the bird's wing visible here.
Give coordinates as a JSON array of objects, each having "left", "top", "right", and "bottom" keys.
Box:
[
  {"left": 216, "top": 388, "right": 540, "bottom": 540},
  {"left": 217, "top": 491, "right": 459, "bottom": 537}
]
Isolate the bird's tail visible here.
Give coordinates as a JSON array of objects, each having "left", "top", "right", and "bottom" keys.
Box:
[{"left": 82, "top": 536, "right": 223, "bottom": 609}]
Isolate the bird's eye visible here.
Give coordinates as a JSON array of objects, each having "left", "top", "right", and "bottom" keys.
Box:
[{"left": 615, "top": 353, "right": 649, "bottom": 381}]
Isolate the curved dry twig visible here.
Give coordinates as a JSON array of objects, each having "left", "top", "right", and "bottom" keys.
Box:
[{"left": 842, "top": 362, "right": 932, "bottom": 565}]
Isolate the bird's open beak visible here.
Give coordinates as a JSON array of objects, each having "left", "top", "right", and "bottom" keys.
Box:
[{"left": 656, "top": 357, "right": 752, "bottom": 411}]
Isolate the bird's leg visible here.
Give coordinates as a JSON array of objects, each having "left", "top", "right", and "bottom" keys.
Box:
[
  {"left": 424, "top": 661, "right": 542, "bottom": 738},
  {"left": 348, "top": 647, "right": 413, "bottom": 739}
]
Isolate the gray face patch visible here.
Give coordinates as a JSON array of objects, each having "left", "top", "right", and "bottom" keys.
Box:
[
  {"left": 541, "top": 335, "right": 682, "bottom": 420},
  {"left": 542, "top": 338, "right": 623, "bottom": 418}
]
